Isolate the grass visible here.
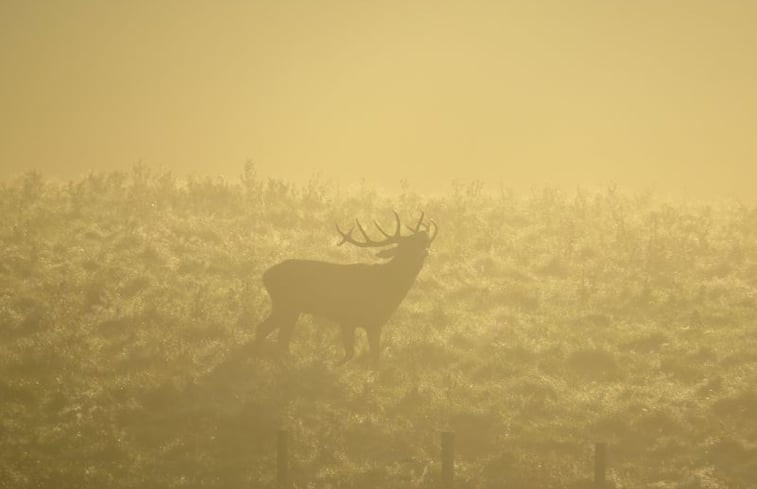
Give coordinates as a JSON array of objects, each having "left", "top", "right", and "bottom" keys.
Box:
[{"left": 1, "top": 166, "right": 756, "bottom": 488}]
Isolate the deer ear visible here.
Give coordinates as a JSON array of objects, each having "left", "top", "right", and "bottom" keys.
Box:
[{"left": 375, "top": 247, "right": 397, "bottom": 259}]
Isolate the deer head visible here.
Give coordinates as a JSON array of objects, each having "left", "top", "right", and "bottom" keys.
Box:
[{"left": 336, "top": 210, "right": 437, "bottom": 262}]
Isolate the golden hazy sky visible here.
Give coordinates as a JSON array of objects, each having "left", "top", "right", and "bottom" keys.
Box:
[{"left": 1, "top": 1, "right": 756, "bottom": 197}]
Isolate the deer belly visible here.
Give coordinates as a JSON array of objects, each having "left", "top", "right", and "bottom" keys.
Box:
[
  {"left": 300, "top": 293, "right": 399, "bottom": 326},
  {"left": 266, "top": 260, "right": 403, "bottom": 325}
]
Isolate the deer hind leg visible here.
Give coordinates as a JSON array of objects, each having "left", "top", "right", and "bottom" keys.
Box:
[
  {"left": 336, "top": 325, "right": 356, "bottom": 366},
  {"left": 253, "top": 315, "right": 277, "bottom": 351},
  {"left": 276, "top": 309, "right": 300, "bottom": 354},
  {"left": 253, "top": 303, "right": 299, "bottom": 352}
]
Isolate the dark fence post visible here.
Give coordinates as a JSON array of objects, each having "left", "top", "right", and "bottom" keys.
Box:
[
  {"left": 594, "top": 442, "right": 606, "bottom": 489},
  {"left": 277, "top": 430, "right": 288, "bottom": 488},
  {"left": 441, "top": 431, "right": 455, "bottom": 489}
]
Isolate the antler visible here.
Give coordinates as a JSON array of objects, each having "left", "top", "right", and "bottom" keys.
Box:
[
  {"left": 425, "top": 219, "right": 438, "bottom": 242},
  {"left": 405, "top": 211, "right": 425, "bottom": 233},
  {"left": 336, "top": 211, "right": 402, "bottom": 247},
  {"left": 404, "top": 211, "right": 438, "bottom": 242}
]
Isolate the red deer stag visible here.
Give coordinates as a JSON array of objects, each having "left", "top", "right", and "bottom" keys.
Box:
[{"left": 253, "top": 211, "right": 437, "bottom": 364}]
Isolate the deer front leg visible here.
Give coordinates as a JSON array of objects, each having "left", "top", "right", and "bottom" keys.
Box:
[
  {"left": 336, "top": 325, "right": 356, "bottom": 365},
  {"left": 366, "top": 326, "right": 382, "bottom": 366}
]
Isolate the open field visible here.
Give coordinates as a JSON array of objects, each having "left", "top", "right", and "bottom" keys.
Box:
[{"left": 1, "top": 167, "right": 756, "bottom": 488}]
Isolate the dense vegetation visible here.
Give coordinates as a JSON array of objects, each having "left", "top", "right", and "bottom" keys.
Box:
[{"left": 1, "top": 166, "right": 756, "bottom": 488}]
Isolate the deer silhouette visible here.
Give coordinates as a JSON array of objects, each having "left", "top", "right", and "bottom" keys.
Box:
[{"left": 253, "top": 211, "right": 437, "bottom": 364}]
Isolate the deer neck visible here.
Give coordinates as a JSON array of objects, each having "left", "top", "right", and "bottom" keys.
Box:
[{"left": 385, "top": 253, "right": 425, "bottom": 288}]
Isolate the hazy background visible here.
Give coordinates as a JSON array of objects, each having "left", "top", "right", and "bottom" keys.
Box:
[{"left": 1, "top": 0, "right": 755, "bottom": 198}]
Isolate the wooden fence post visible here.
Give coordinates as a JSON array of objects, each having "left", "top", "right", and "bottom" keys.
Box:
[
  {"left": 277, "top": 430, "right": 288, "bottom": 488},
  {"left": 594, "top": 442, "right": 606, "bottom": 489},
  {"left": 441, "top": 431, "right": 455, "bottom": 489}
]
